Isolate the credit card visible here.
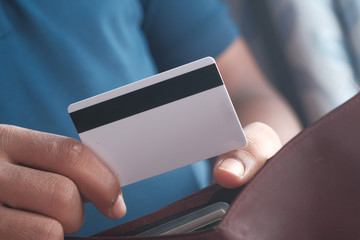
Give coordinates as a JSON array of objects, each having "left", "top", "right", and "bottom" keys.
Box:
[
  {"left": 68, "top": 57, "right": 246, "bottom": 186},
  {"left": 137, "top": 202, "right": 230, "bottom": 236}
]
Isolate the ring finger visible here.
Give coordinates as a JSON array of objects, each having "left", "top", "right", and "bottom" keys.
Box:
[{"left": 0, "top": 161, "right": 84, "bottom": 234}]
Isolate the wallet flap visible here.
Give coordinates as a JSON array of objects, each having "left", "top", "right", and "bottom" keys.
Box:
[{"left": 219, "top": 93, "right": 360, "bottom": 239}]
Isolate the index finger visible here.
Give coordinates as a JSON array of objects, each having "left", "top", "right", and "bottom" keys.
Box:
[{"left": 0, "top": 125, "right": 126, "bottom": 219}]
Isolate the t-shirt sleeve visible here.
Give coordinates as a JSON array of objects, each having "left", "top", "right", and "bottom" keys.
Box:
[{"left": 140, "top": 0, "right": 240, "bottom": 72}]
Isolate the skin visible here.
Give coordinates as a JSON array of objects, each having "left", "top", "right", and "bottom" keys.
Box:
[
  {"left": 0, "top": 37, "right": 301, "bottom": 239},
  {"left": 213, "top": 38, "right": 302, "bottom": 188}
]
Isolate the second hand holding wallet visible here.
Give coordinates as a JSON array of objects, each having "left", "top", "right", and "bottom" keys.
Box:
[{"left": 67, "top": 93, "right": 360, "bottom": 240}]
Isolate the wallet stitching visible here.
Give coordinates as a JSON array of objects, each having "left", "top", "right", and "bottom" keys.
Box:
[{"left": 222, "top": 96, "right": 360, "bottom": 227}]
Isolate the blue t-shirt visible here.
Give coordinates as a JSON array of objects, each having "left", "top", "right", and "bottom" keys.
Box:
[{"left": 0, "top": 0, "right": 238, "bottom": 236}]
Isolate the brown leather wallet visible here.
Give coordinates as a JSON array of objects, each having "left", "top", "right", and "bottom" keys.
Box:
[{"left": 67, "top": 93, "right": 360, "bottom": 240}]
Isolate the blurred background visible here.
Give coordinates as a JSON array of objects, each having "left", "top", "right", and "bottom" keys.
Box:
[{"left": 223, "top": 0, "right": 359, "bottom": 126}]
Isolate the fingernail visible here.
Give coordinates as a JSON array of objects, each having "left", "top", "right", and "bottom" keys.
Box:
[
  {"left": 111, "top": 193, "right": 127, "bottom": 218},
  {"left": 217, "top": 158, "right": 245, "bottom": 177}
]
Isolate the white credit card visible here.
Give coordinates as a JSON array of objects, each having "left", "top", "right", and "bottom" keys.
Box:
[{"left": 68, "top": 57, "right": 246, "bottom": 186}]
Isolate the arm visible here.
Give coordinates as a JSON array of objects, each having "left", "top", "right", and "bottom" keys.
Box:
[{"left": 214, "top": 37, "right": 302, "bottom": 188}]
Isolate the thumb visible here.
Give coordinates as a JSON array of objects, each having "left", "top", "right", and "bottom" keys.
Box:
[{"left": 213, "top": 122, "right": 282, "bottom": 188}]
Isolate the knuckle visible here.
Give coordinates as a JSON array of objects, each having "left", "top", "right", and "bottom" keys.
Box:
[
  {"left": 245, "top": 122, "right": 281, "bottom": 159},
  {"left": 0, "top": 124, "right": 13, "bottom": 138},
  {"left": 0, "top": 124, "right": 19, "bottom": 140},
  {"left": 55, "top": 137, "right": 87, "bottom": 168},
  {"left": 0, "top": 125, "right": 17, "bottom": 156},
  {"left": 0, "top": 124, "right": 6, "bottom": 139},
  {"left": 49, "top": 176, "right": 80, "bottom": 211},
  {"left": 244, "top": 136, "right": 260, "bottom": 155},
  {"left": 0, "top": 206, "right": 63, "bottom": 240},
  {"left": 0, "top": 161, "right": 17, "bottom": 187},
  {"left": 47, "top": 176, "right": 83, "bottom": 234},
  {"left": 246, "top": 140, "right": 267, "bottom": 165},
  {"left": 37, "top": 218, "right": 63, "bottom": 240}
]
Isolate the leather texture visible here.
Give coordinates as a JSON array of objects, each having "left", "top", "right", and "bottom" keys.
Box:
[{"left": 67, "top": 93, "right": 360, "bottom": 239}]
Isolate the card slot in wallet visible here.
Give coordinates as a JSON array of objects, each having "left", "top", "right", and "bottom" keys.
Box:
[
  {"left": 66, "top": 93, "right": 360, "bottom": 240},
  {"left": 94, "top": 185, "right": 242, "bottom": 238}
]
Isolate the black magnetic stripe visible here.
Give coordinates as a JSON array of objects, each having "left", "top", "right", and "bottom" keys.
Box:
[{"left": 70, "top": 64, "right": 223, "bottom": 133}]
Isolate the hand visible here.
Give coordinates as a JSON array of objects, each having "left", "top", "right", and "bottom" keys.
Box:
[
  {"left": 213, "top": 122, "right": 282, "bottom": 188},
  {"left": 0, "top": 124, "right": 126, "bottom": 239}
]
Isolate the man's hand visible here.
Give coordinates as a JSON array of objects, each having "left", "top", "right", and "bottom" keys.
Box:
[
  {"left": 213, "top": 37, "right": 302, "bottom": 188},
  {"left": 214, "top": 122, "right": 282, "bottom": 188},
  {"left": 0, "top": 124, "right": 126, "bottom": 240}
]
